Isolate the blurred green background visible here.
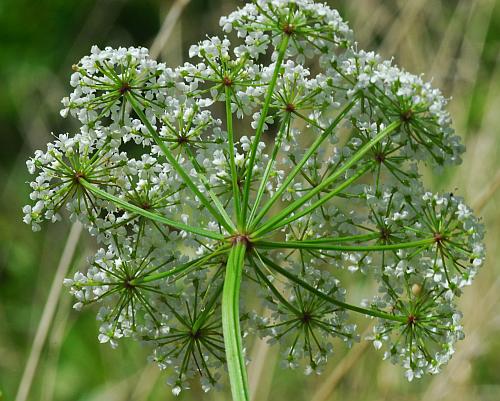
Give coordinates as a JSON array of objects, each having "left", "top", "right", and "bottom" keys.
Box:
[{"left": 1, "top": 1, "right": 499, "bottom": 400}]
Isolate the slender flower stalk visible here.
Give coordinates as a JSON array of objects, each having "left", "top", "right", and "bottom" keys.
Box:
[
  {"left": 254, "top": 237, "right": 437, "bottom": 251},
  {"left": 241, "top": 34, "right": 290, "bottom": 226},
  {"left": 225, "top": 86, "right": 243, "bottom": 227},
  {"left": 79, "top": 178, "right": 225, "bottom": 240},
  {"left": 24, "top": 0, "right": 485, "bottom": 399}
]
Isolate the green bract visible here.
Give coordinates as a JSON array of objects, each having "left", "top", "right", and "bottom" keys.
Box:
[{"left": 24, "top": 1, "right": 484, "bottom": 400}]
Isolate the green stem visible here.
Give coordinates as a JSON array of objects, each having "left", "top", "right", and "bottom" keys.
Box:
[
  {"left": 254, "top": 237, "right": 435, "bottom": 252},
  {"left": 253, "top": 121, "right": 402, "bottom": 236},
  {"left": 256, "top": 252, "right": 407, "bottom": 323},
  {"left": 297, "top": 233, "right": 380, "bottom": 244},
  {"left": 248, "top": 114, "right": 290, "bottom": 224},
  {"left": 241, "top": 35, "right": 290, "bottom": 227},
  {"left": 183, "top": 146, "right": 235, "bottom": 231},
  {"left": 192, "top": 281, "right": 224, "bottom": 333},
  {"left": 79, "top": 178, "right": 224, "bottom": 241},
  {"left": 250, "top": 256, "right": 301, "bottom": 315},
  {"left": 225, "top": 86, "right": 243, "bottom": 228},
  {"left": 249, "top": 98, "right": 358, "bottom": 231},
  {"left": 222, "top": 241, "right": 249, "bottom": 401},
  {"left": 125, "top": 92, "right": 235, "bottom": 233}
]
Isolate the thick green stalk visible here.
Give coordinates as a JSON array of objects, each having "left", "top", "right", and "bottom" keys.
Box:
[
  {"left": 254, "top": 237, "right": 436, "bottom": 252},
  {"left": 79, "top": 178, "right": 224, "bottom": 241},
  {"left": 125, "top": 92, "right": 235, "bottom": 233},
  {"left": 256, "top": 252, "right": 407, "bottom": 323},
  {"left": 222, "top": 241, "right": 249, "bottom": 401},
  {"left": 249, "top": 98, "right": 358, "bottom": 230},
  {"left": 253, "top": 121, "right": 402, "bottom": 236},
  {"left": 241, "top": 35, "right": 290, "bottom": 226},
  {"left": 225, "top": 86, "right": 243, "bottom": 228}
]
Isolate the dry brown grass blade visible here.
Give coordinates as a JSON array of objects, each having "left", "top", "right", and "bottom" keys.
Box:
[
  {"left": 248, "top": 336, "right": 278, "bottom": 401},
  {"left": 14, "top": 222, "right": 83, "bottom": 401},
  {"left": 429, "top": 0, "right": 476, "bottom": 83},
  {"left": 453, "top": 33, "right": 500, "bottom": 204},
  {"left": 130, "top": 365, "right": 162, "bottom": 401},
  {"left": 379, "top": 0, "right": 429, "bottom": 57},
  {"left": 450, "top": 0, "right": 496, "bottom": 121},
  {"left": 84, "top": 369, "right": 157, "bottom": 401},
  {"left": 473, "top": 171, "right": 500, "bottom": 213},
  {"left": 248, "top": 335, "right": 270, "bottom": 399},
  {"left": 40, "top": 255, "right": 86, "bottom": 401},
  {"left": 150, "top": 0, "right": 191, "bottom": 59},
  {"left": 310, "top": 324, "right": 373, "bottom": 401},
  {"left": 346, "top": 1, "right": 392, "bottom": 47}
]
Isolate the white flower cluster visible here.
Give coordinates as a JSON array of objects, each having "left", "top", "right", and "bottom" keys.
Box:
[
  {"left": 61, "top": 46, "right": 178, "bottom": 129},
  {"left": 252, "top": 264, "right": 357, "bottom": 373},
  {"left": 23, "top": 0, "right": 484, "bottom": 394},
  {"left": 326, "top": 48, "right": 465, "bottom": 167},
  {"left": 361, "top": 190, "right": 483, "bottom": 378},
  {"left": 220, "top": 0, "right": 352, "bottom": 62}
]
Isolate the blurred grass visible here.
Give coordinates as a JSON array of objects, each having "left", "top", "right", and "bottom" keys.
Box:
[{"left": 0, "top": 0, "right": 499, "bottom": 400}]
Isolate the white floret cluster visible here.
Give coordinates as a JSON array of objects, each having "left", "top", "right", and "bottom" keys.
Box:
[{"left": 23, "top": 0, "right": 484, "bottom": 394}]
